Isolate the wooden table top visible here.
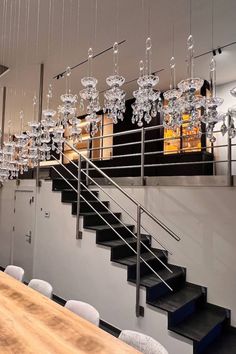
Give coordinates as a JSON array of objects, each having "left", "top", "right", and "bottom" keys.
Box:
[{"left": 0, "top": 271, "right": 140, "bottom": 354}]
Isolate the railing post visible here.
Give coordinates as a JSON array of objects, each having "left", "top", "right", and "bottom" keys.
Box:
[
  {"left": 136, "top": 204, "right": 144, "bottom": 317},
  {"left": 227, "top": 114, "right": 233, "bottom": 186},
  {"left": 141, "top": 128, "right": 145, "bottom": 186},
  {"left": 76, "top": 154, "right": 82, "bottom": 239},
  {"left": 86, "top": 138, "right": 90, "bottom": 186}
]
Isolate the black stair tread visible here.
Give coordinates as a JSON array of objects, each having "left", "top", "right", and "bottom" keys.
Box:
[
  {"left": 203, "top": 326, "right": 236, "bottom": 354},
  {"left": 52, "top": 178, "right": 78, "bottom": 181},
  {"left": 81, "top": 211, "right": 120, "bottom": 216},
  {"left": 129, "top": 264, "right": 184, "bottom": 287},
  {"left": 169, "top": 303, "right": 228, "bottom": 342},
  {"left": 63, "top": 199, "right": 99, "bottom": 203},
  {"left": 147, "top": 282, "right": 204, "bottom": 313},
  {"left": 86, "top": 223, "right": 134, "bottom": 231},
  {"left": 98, "top": 235, "right": 147, "bottom": 247},
  {"left": 114, "top": 248, "right": 165, "bottom": 266},
  {"left": 77, "top": 200, "right": 109, "bottom": 204},
  {"left": 61, "top": 189, "right": 99, "bottom": 193}
]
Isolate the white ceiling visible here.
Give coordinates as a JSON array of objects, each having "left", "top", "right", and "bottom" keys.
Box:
[{"left": 0, "top": 0, "right": 236, "bottom": 133}]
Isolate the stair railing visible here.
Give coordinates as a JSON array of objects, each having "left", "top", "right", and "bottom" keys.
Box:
[{"left": 51, "top": 142, "right": 181, "bottom": 317}]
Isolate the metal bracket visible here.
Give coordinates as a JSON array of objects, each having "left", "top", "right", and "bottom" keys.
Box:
[
  {"left": 76, "top": 231, "right": 83, "bottom": 240},
  {"left": 37, "top": 180, "right": 42, "bottom": 188},
  {"left": 136, "top": 305, "right": 144, "bottom": 317}
]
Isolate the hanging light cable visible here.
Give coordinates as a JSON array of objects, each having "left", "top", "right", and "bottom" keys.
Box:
[
  {"left": 177, "top": 0, "right": 205, "bottom": 130},
  {"left": 201, "top": 0, "right": 225, "bottom": 142},
  {"left": 104, "top": 0, "right": 126, "bottom": 124},
  {"left": 163, "top": 23, "right": 183, "bottom": 130}
]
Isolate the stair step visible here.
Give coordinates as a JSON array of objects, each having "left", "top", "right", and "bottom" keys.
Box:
[
  {"left": 203, "top": 326, "right": 236, "bottom": 354},
  {"left": 112, "top": 248, "right": 166, "bottom": 266},
  {"left": 169, "top": 303, "right": 229, "bottom": 353},
  {"left": 87, "top": 223, "right": 133, "bottom": 232},
  {"left": 148, "top": 282, "right": 205, "bottom": 313},
  {"left": 52, "top": 178, "right": 78, "bottom": 190},
  {"left": 72, "top": 201, "right": 110, "bottom": 214},
  {"left": 83, "top": 212, "right": 122, "bottom": 227},
  {"left": 61, "top": 189, "right": 99, "bottom": 202},
  {"left": 128, "top": 264, "right": 185, "bottom": 299},
  {"left": 97, "top": 235, "right": 147, "bottom": 248},
  {"left": 148, "top": 282, "right": 206, "bottom": 327}
]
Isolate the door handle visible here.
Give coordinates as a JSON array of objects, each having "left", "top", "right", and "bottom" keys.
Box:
[{"left": 25, "top": 231, "right": 32, "bottom": 244}]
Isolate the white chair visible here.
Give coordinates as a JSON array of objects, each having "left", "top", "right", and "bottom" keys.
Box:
[
  {"left": 4, "top": 265, "right": 24, "bottom": 282},
  {"left": 28, "top": 279, "right": 53, "bottom": 298},
  {"left": 119, "top": 330, "right": 169, "bottom": 354},
  {"left": 65, "top": 300, "right": 100, "bottom": 326}
]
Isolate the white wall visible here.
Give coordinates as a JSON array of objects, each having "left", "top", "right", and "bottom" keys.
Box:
[
  {"left": 215, "top": 81, "right": 236, "bottom": 174},
  {"left": 97, "top": 185, "right": 236, "bottom": 328},
  {"left": 1, "top": 179, "right": 236, "bottom": 353}
]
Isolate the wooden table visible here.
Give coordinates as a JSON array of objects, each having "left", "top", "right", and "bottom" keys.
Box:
[{"left": 0, "top": 271, "right": 140, "bottom": 353}]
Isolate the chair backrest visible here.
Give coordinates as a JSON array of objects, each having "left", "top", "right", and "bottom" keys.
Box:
[
  {"left": 28, "top": 279, "right": 53, "bottom": 298},
  {"left": 4, "top": 265, "right": 24, "bottom": 282},
  {"left": 119, "top": 330, "right": 169, "bottom": 354},
  {"left": 65, "top": 300, "right": 100, "bottom": 326}
]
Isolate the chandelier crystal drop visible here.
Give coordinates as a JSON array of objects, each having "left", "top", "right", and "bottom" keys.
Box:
[
  {"left": 226, "top": 88, "right": 236, "bottom": 139},
  {"left": 132, "top": 38, "right": 160, "bottom": 127},
  {"left": 104, "top": 42, "right": 126, "bottom": 124},
  {"left": 201, "top": 58, "right": 225, "bottom": 143},
  {"left": 79, "top": 48, "right": 101, "bottom": 136},
  {"left": 177, "top": 35, "right": 205, "bottom": 130},
  {"left": 39, "top": 85, "right": 56, "bottom": 161},
  {"left": 163, "top": 56, "right": 183, "bottom": 130}
]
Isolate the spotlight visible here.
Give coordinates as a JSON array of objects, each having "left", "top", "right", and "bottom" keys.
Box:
[
  {"left": 218, "top": 47, "right": 222, "bottom": 54},
  {"left": 213, "top": 49, "right": 216, "bottom": 56}
]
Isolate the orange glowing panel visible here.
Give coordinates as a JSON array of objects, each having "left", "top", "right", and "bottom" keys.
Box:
[{"left": 181, "top": 114, "right": 201, "bottom": 153}]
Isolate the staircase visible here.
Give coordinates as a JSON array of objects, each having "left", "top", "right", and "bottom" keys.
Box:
[{"left": 50, "top": 173, "right": 236, "bottom": 354}]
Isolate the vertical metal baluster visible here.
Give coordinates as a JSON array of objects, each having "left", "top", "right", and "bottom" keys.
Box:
[
  {"left": 136, "top": 204, "right": 144, "bottom": 317},
  {"left": 86, "top": 138, "right": 90, "bottom": 186},
  {"left": 76, "top": 154, "right": 82, "bottom": 239},
  {"left": 227, "top": 114, "right": 233, "bottom": 186},
  {"left": 141, "top": 128, "right": 145, "bottom": 186},
  {"left": 1, "top": 86, "right": 6, "bottom": 150},
  {"left": 36, "top": 63, "right": 44, "bottom": 187}
]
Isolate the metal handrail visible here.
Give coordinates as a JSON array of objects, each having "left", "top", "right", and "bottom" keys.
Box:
[
  {"left": 51, "top": 160, "right": 174, "bottom": 294},
  {"left": 58, "top": 149, "right": 173, "bottom": 255},
  {"left": 57, "top": 141, "right": 184, "bottom": 316},
  {"left": 51, "top": 154, "right": 172, "bottom": 268},
  {"left": 66, "top": 141, "right": 181, "bottom": 242}
]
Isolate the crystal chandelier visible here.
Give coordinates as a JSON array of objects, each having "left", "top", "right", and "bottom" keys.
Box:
[
  {"left": 177, "top": 35, "right": 205, "bottom": 130},
  {"left": 104, "top": 42, "right": 126, "bottom": 124},
  {"left": 163, "top": 57, "right": 183, "bottom": 130},
  {"left": 15, "top": 111, "right": 29, "bottom": 175},
  {"left": 132, "top": 38, "right": 160, "bottom": 127},
  {"left": 57, "top": 67, "right": 81, "bottom": 148},
  {"left": 226, "top": 88, "right": 236, "bottom": 139},
  {"left": 79, "top": 48, "right": 101, "bottom": 136},
  {"left": 201, "top": 58, "right": 225, "bottom": 142},
  {"left": 27, "top": 96, "right": 40, "bottom": 167},
  {"left": 1, "top": 121, "right": 18, "bottom": 180}
]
